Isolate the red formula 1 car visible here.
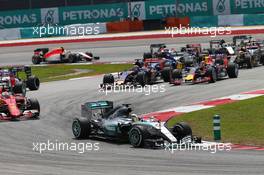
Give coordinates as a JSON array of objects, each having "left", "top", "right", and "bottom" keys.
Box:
[
  {"left": 170, "top": 53, "right": 239, "bottom": 86},
  {"left": 32, "top": 47, "right": 100, "bottom": 64},
  {"left": 0, "top": 76, "right": 40, "bottom": 121}
]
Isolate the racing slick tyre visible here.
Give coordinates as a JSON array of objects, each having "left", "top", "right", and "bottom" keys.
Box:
[
  {"left": 136, "top": 72, "right": 147, "bottom": 87},
  {"left": 103, "top": 74, "right": 114, "bottom": 84},
  {"left": 161, "top": 67, "right": 172, "bottom": 82},
  {"left": 26, "top": 76, "right": 40, "bottom": 90},
  {"left": 172, "top": 69, "right": 182, "bottom": 79},
  {"left": 206, "top": 67, "right": 217, "bottom": 83},
  {"left": 260, "top": 55, "right": 264, "bottom": 65},
  {"left": 172, "top": 122, "right": 192, "bottom": 142},
  {"left": 13, "top": 82, "right": 27, "bottom": 96},
  {"left": 72, "top": 118, "right": 91, "bottom": 139},
  {"left": 227, "top": 63, "right": 239, "bottom": 78},
  {"left": 129, "top": 126, "right": 144, "bottom": 148},
  {"left": 68, "top": 54, "right": 77, "bottom": 63},
  {"left": 28, "top": 98, "right": 40, "bottom": 118},
  {"left": 246, "top": 57, "right": 253, "bottom": 69},
  {"left": 32, "top": 56, "right": 41, "bottom": 64}
]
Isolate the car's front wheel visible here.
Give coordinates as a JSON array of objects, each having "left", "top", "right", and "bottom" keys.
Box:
[
  {"left": 28, "top": 98, "right": 40, "bottom": 118},
  {"left": 129, "top": 126, "right": 144, "bottom": 148},
  {"left": 72, "top": 118, "right": 91, "bottom": 139}
]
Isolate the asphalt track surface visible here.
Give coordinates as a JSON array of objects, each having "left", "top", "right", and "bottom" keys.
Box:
[
  {"left": 0, "top": 35, "right": 264, "bottom": 175},
  {"left": 1, "top": 34, "right": 264, "bottom": 66}
]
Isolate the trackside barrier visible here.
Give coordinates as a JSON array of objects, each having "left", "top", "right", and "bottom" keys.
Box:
[
  {"left": 0, "top": 28, "right": 20, "bottom": 40},
  {"left": 143, "top": 19, "right": 164, "bottom": 31},
  {"left": 165, "top": 17, "right": 190, "bottom": 28},
  {"left": 244, "top": 14, "right": 264, "bottom": 26},
  {"left": 218, "top": 14, "right": 244, "bottom": 26},
  {"left": 106, "top": 20, "right": 143, "bottom": 33},
  {"left": 190, "top": 16, "right": 218, "bottom": 27}
]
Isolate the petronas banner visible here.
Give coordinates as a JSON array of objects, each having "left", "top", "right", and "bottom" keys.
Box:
[
  {"left": 58, "top": 3, "right": 128, "bottom": 25},
  {"left": 0, "top": 9, "right": 41, "bottom": 28},
  {"left": 231, "top": 0, "right": 264, "bottom": 14},
  {"left": 144, "top": 0, "right": 213, "bottom": 19}
]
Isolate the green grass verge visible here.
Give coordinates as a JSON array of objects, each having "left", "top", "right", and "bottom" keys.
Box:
[
  {"left": 23, "top": 64, "right": 133, "bottom": 82},
  {"left": 167, "top": 96, "right": 264, "bottom": 146}
]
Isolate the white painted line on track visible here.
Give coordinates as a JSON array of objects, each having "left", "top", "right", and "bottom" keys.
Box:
[
  {"left": 164, "top": 105, "right": 215, "bottom": 113},
  {"left": 219, "top": 94, "right": 262, "bottom": 100}
]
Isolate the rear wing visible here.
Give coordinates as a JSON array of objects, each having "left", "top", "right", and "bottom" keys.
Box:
[
  {"left": 233, "top": 35, "right": 252, "bottom": 45},
  {"left": 150, "top": 43, "right": 166, "bottom": 54},
  {"left": 150, "top": 43, "right": 166, "bottom": 48},
  {"left": 81, "top": 101, "right": 114, "bottom": 119}
]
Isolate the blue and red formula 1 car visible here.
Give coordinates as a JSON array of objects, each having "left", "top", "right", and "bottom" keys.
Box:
[{"left": 170, "top": 50, "right": 239, "bottom": 86}]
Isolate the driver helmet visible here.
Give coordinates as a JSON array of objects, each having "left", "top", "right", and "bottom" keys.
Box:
[
  {"left": 131, "top": 114, "right": 139, "bottom": 122},
  {"left": 2, "top": 91, "right": 10, "bottom": 98}
]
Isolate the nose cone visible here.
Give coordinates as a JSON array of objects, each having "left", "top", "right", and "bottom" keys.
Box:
[
  {"left": 8, "top": 104, "right": 21, "bottom": 118},
  {"left": 185, "top": 74, "right": 194, "bottom": 81}
]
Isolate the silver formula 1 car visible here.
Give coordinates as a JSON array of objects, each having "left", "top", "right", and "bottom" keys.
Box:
[{"left": 72, "top": 101, "right": 201, "bottom": 148}]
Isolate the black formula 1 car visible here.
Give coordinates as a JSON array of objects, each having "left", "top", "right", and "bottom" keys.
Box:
[
  {"left": 235, "top": 41, "right": 264, "bottom": 68},
  {"left": 0, "top": 66, "right": 40, "bottom": 91},
  {"left": 101, "top": 58, "right": 171, "bottom": 88},
  {"left": 32, "top": 47, "right": 100, "bottom": 64},
  {"left": 72, "top": 101, "right": 201, "bottom": 148}
]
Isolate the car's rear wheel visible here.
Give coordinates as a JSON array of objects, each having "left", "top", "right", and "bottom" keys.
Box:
[
  {"left": 103, "top": 74, "right": 114, "bottom": 84},
  {"left": 26, "top": 76, "right": 40, "bottom": 90},
  {"left": 246, "top": 57, "right": 253, "bottom": 69},
  {"left": 172, "top": 69, "right": 182, "bottom": 79},
  {"left": 68, "top": 54, "right": 77, "bottom": 63},
  {"left": 129, "top": 126, "right": 144, "bottom": 148},
  {"left": 227, "top": 63, "right": 239, "bottom": 78},
  {"left": 260, "top": 55, "right": 264, "bottom": 65},
  {"left": 72, "top": 118, "right": 91, "bottom": 139},
  {"left": 136, "top": 72, "right": 147, "bottom": 86},
  {"left": 161, "top": 67, "right": 172, "bottom": 82},
  {"left": 32, "top": 56, "right": 41, "bottom": 64},
  {"left": 206, "top": 67, "right": 217, "bottom": 83},
  {"left": 13, "top": 82, "right": 27, "bottom": 96}
]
